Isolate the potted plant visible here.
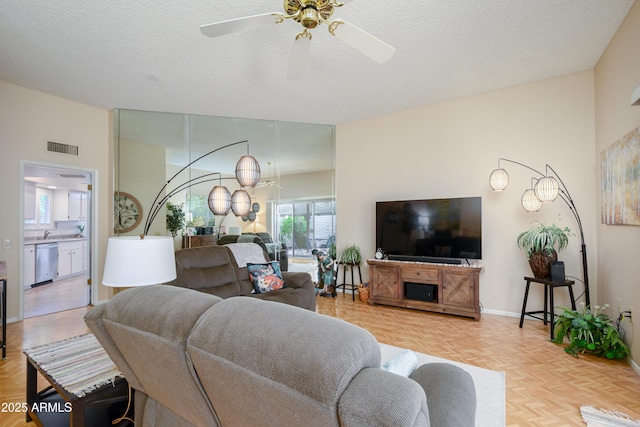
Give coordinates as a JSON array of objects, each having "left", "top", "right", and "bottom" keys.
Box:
[
  {"left": 338, "top": 244, "right": 362, "bottom": 265},
  {"left": 516, "top": 221, "right": 572, "bottom": 279},
  {"left": 166, "top": 202, "right": 185, "bottom": 238},
  {"left": 553, "top": 304, "right": 629, "bottom": 359}
]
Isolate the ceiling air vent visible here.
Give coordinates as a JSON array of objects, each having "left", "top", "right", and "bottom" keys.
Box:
[{"left": 47, "top": 140, "right": 79, "bottom": 156}]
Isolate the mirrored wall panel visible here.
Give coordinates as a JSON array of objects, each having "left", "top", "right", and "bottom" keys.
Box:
[{"left": 114, "top": 109, "right": 335, "bottom": 259}]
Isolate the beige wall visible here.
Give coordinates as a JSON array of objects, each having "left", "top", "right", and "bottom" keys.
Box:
[
  {"left": 0, "top": 81, "right": 111, "bottom": 320},
  {"left": 336, "top": 71, "right": 597, "bottom": 319},
  {"left": 594, "top": 1, "right": 640, "bottom": 367},
  {"left": 118, "top": 138, "right": 167, "bottom": 237}
]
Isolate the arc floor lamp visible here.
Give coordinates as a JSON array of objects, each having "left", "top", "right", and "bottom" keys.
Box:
[
  {"left": 104, "top": 140, "right": 260, "bottom": 288},
  {"left": 489, "top": 158, "right": 590, "bottom": 307}
]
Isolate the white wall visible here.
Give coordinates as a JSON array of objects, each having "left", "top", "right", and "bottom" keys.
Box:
[
  {"left": 336, "top": 71, "right": 597, "bottom": 317},
  {"left": 594, "top": 1, "right": 640, "bottom": 368},
  {"left": 0, "top": 81, "right": 111, "bottom": 320}
]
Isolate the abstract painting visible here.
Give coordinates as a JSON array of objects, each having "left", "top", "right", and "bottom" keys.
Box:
[{"left": 601, "top": 126, "right": 640, "bottom": 225}]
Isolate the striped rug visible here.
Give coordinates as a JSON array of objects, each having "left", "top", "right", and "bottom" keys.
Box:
[
  {"left": 24, "top": 333, "right": 122, "bottom": 398},
  {"left": 581, "top": 405, "right": 640, "bottom": 426}
]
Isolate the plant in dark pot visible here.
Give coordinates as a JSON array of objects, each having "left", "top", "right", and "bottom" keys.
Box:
[{"left": 516, "top": 221, "right": 572, "bottom": 279}]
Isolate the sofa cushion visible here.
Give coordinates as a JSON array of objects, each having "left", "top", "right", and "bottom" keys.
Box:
[
  {"left": 85, "top": 285, "right": 223, "bottom": 427},
  {"left": 247, "top": 261, "right": 284, "bottom": 293},
  {"left": 186, "top": 297, "right": 381, "bottom": 427}
]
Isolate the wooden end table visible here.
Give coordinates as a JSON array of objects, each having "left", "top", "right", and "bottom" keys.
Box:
[
  {"left": 24, "top": 333, "right": 129, "bottom": 427},
  {"left": 519, "top": 276, "right": 577, "bottom": 340}
]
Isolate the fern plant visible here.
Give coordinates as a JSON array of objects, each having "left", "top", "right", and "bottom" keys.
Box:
[
  {"left": 517, "top": 222, "right": 572, "bottom": 259},
  {"left": 553, "top": 304, "right": 629, "bottom": 360},
  {"left": 338, "top": 244, "right": 362, "bottom": 265}
]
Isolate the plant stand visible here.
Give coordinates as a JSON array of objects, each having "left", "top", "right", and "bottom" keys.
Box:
[
  {"left": 519, "top": 276, "right": 577, "bottom": 340},
  {"left": 335, "top": 262, "right": 362, "bottom": 301}
]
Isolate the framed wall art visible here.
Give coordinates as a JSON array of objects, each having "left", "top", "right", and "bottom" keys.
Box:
[{"left": 601, "top": 126, "right": 640, "bottom": 225}]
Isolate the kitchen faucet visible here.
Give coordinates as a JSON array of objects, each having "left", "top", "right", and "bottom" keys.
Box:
[{"left": 43, "top": 230, "right": 52, "bottom": 239}]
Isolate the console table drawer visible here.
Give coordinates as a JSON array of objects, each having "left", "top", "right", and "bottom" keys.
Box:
[{"left": 401, "top": 267, "right": 438, "bottom": 283}]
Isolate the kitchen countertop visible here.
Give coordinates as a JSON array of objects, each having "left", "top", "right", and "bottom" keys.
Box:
[{"left": 24, "top": 237, "right": 87, "bottom": 245}]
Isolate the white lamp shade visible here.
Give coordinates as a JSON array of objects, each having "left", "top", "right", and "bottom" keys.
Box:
[
  {"left": 231, "top": 189, "right": 252, "bottom": 217},
  {"left": 103, "top": 236, "right": 176, "bottom": 287},
  {"left": 489, "top": 168, "right": 509, "bottom": 191},
  {"left": 235, "top": 155, "right": 261, "bottom": 188},
  {"left": 521, "top": 189, "right": 543, "bottom": 212},
  {"left": 208, "top": 185, "right": 231, "bottom": 215},
  {"left": 534, "top": 176, "right": 559, "bottom": 202}
]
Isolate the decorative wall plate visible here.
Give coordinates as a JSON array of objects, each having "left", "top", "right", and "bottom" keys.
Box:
[{"left": 114, "top": 191, "right": 142, "bottom": 233}]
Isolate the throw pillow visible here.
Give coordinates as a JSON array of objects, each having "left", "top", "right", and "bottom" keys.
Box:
[
  {"left": 247, "top": 262, "right": 285, "bottom": 294},
  {"left": 381, "top": 349, "right": 418, "bottom": 377}
]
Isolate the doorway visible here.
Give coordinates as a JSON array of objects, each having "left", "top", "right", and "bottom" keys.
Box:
[{"left": 22, "top": 163, "right": 93, "bottom": 318}]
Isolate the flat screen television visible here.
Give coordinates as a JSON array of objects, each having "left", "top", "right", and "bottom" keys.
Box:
[{"left": 376, "top": 197, "right": 482, "bottom": 264}]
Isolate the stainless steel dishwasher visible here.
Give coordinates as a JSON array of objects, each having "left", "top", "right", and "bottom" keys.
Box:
[{"left": 35, "top": 243, "right": 58, "bottom": 285}]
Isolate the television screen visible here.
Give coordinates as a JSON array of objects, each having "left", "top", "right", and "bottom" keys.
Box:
[{"left": 376, "top": 197, "right": 482, "bottom": 263}]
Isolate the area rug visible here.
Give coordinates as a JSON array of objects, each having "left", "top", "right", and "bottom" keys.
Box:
[
  {"left": 380, "top": 343, "right": 506, "bottom": 427},
  {"left": 581, "top": 405, "right": 640, "bottom": 426}
]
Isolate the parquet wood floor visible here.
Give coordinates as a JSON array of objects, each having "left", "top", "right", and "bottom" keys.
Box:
[
  {"left": 316, "top": 293, "right": 640, "bottom": 426},
  {"left": 1, "top": 293, "right": 638, "bottom": 426}
]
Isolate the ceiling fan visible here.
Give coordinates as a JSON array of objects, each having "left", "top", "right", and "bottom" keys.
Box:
[
  {"left": 200, "top": 0, "right": 395, "bottom": 79},
  {"left": 256, "top": 162, "right": 283, "bottom": 188}
]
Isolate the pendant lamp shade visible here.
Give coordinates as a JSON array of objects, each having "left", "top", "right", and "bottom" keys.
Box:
[
  {"left": 235, "top": 155, "right": 261, "bottom": 188},
  {"left": 521, "top": 189, "right": 543, "bottom": 212},
  {"left": 534, "top": 176, "right": 560, "bottom": 202},
  {"left": 208, "top": 185, "right": 232, "bottom": 215},
  {"left": 231, "top": 189, "right": 251, "bottom": 216},
  {"left": 489, "top": 168, "right": 509, "bottom": 191}
]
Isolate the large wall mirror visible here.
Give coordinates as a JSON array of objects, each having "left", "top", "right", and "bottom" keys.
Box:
[{"left": 114, "top": 109, "right": 335, "bottom": 261}]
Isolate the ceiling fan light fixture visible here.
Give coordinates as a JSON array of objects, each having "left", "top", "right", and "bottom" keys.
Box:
[{"left": 300, "top": 6, "right": 319, "bottom": 29}]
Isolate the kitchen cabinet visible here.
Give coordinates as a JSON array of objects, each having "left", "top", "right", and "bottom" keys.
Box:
[
  {"left": 24, "top": 245, "right": 36, "bottom": 288},
  {"left": 54, "top": 190, "right": 87, "bottom": 221},
  {"left": 24, "top": 181, "right": 36, "bottom": 220},
  {"left": 57, "top": 241, "right": 85, "bottom": 278}
]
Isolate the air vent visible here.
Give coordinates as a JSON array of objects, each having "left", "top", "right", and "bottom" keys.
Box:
[{"left": 47, "top": 140, "right": 79, "bottom": 156}]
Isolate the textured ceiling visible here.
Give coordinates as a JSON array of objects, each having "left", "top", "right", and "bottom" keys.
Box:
[{"left": 0, "top": 0, "right": 634, "bottom": 125}]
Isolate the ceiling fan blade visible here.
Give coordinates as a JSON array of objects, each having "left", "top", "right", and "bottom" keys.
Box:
[
  {"left": 200, "top": 13, "right": 281, "bottom": 38},
  {"left": 329, "top": 19, "right": 395, "bottom": 63},
  {"left": 287, "top": 34, "right": 312, "bottom": 80}
]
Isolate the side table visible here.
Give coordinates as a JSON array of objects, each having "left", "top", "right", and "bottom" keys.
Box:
[
  {"left": 335, "top": 262, "right": 362, "bottom": 301},
  {"left": 519, "top": 276, "right": 577, "bottom": 340},
  {"left": 24, "top": 333, "right": 129, "bottom": 426}
]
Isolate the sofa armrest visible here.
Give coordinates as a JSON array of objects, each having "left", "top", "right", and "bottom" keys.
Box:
[
  {"left": 339, "top": 368, "right": 430, "bottom": 426},
  {"left": 409, "top": 363, "right": 476, "bottom": 427},
  {"left": 282, "top": 271, "right": 314, "bottom": 290}
]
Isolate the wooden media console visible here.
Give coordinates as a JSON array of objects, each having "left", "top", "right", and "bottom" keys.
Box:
[{"left": 367, "top": 259, "right": 482, "bottom": 320}]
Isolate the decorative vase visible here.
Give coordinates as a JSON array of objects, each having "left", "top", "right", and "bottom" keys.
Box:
[{"left": 528, "top": 250, "right": 557, "bottom": 279}]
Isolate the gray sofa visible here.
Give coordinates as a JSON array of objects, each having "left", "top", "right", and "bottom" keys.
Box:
[
  {"left": 167, "top": 244, "right": 315, "bottom": 311},
  {"left": 85, "top": 285, "right": 476, "bottom": 427}
]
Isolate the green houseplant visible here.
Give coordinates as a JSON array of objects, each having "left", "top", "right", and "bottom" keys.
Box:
[
  {"left": 553, "top": 304, "right": 629, "bottom": 359},
  {"left": 338, "top": 244, "right": 362, "bottom": 265},
  {"left": 166, "top": 202, "right": 186, "bottom": 238},
  {"left": 516, "top": 221, "right": 572, "bottom": 279}
]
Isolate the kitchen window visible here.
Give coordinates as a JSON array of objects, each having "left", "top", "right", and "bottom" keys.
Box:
[{"left": 25, "top": 188, "right": 52, "bottom": 226}]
